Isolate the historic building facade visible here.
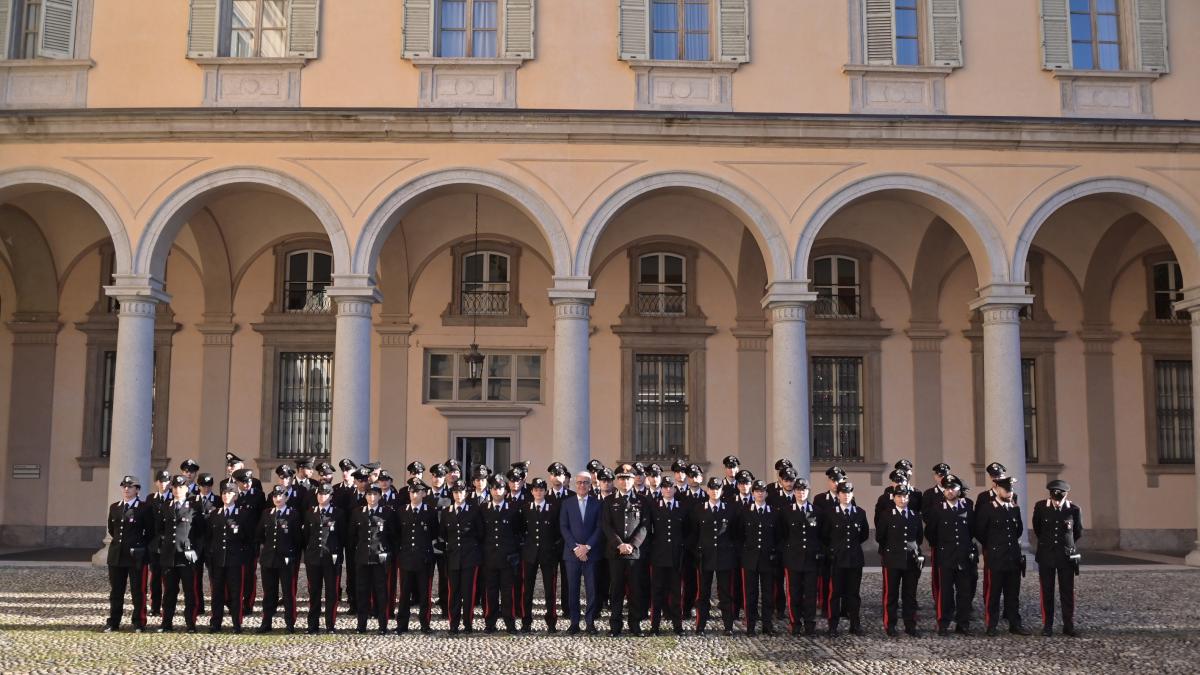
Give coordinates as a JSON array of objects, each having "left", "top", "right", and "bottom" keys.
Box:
[{"left": 0, "top": 0, "right": 1198, "bottom": 561}]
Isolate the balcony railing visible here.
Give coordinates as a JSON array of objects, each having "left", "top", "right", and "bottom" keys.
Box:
[
  {"left": 813, "top": 294, "right": 860, "bottom": 318},
  {"left": 284, "top": 286, "right": 332, "bottom": 314},
  {"left": 461, "top": 287, "right": 511, "bottom": 315},
  {"left": 637, "top": 290, "right": 686, "bottom": 316}
]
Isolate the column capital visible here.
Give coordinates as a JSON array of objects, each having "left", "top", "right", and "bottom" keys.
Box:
[
  {"left": 760, "top": 280, "right": 818, "bottom": 309},
  {"left": 104, "top": 274, "right": 171, "bottom": 305},
  {"left": 326, "top": 274, "right": 382, "bottom": 305},
  {"left": 7, "top": 317, "right": 61, "bottom": 345},
  {"left": 196, "top": 321, "right": 238, "bottom": 346},
  {"left": 906, "top": 322, "right": 948, "bottom": 353},
  {"left": 548, "top": 277, "right": 596, "bottom": 307},
  {"left": 968, "top": 282, "right": 1033, "bottom": 312},
  {"left": 375, "top": 320, "right": 415, "bottom": 348},
  {"left": 1172, "top": 285, "right": 1200, "bottom": 321}
]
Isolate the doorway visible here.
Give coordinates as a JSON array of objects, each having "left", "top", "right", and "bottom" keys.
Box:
[{"left": 455, "top": 436, "right": 511, "bottom": 480}]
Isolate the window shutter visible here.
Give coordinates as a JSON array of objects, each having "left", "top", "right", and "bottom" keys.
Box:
[
  {"left": 717, "top": 0, "right": 749, "bottom": 63},
  {"left": 618, "top": 0, "right": 649, "bottom": 61},
  {"left": 0, "top": 0, "right": 13, "bottom": 60},
  {"left": 863, "top": 0, "right": 894, "bottom": 66},
  {"left": 1039, "top": 0, "right": 1071, "bottom": 70},
  {"left": 1134, "top": 0, "right": 1169, "bottom": 73},
  {"left": 36, "top": 0, "right": 77, "bottom": 59},
  {"left": 402, "top": 0, "right": 435, "bottom": 58},
  {"left": 287, "top": 0, "right": 321, "bottom": 58},
  {"left": 928, "top": 0, "right": 962, "bottom": 67},
  {"left": 503, "top": 0, "right": 535, "bottom": 59},
  {"left": 187, "top": 0, "right": 221, "bottom": 58}
]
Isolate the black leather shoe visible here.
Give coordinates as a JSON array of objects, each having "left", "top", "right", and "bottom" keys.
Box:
[
  {"left": 285, "top": 626, "right": 296, "bottom": 634},
  {"left": 187, "top": 626, "right": 198, "bottom": 634},
  {"left": 255, "top": 625, "right": 271, "bottom": 634},
  {"left": 804, "top": 623, "right": 816, "bottom": 637},
  {"left": 722, "top": 628, "right": 734, "bottom": 636},
  {"left": 1063, "top": 627, "right": 1080, "bottom": 638},
  {"left": 520, "top": 623, "right": 532, "bottom": 634},
  {"left": 886, "top": 626, "right": 898, "bottom": 637},
  {"left": 849, "top": 625, "right": 864, "bottom": 636},
  {"left": 356, "top": 628, "right": 367, "bottom": 634},
  {"left": 546, "top": 625, "right": 557, "bottom": 634},
  {"left": 955, "top": 624, "right": 972, "bottom": 636},
  {"left": 762, "top": 625, "right": 775, "bottom": 636},
  {"left": 986, "top": 625, "right": 998, "bottom": 636},
  {"left": 607, "top": 628, "right": 620, "bottom": 637},
  {"left": 937, "top": 625, "right": 949, "bottom": 637},
  {"left": 232, "top": 626, "right": 242, "bottom": 634},
  {"left": 306, "top": 627, "right": 319, "bottom": 634},
  {"left": 674, "top": 626, "right": 684, "bottom": 635},
  {"left": 325, "top": 628, "right": 337, "bottom": 635},
  {"left": 567, "top": 624, "right": 579, "bottom": 635},
  {"left": 505, "top": 626, "right": 518, "bottom": 635},
  {"left": 420, "top": 626, "right": 433, "bottom": 635},
  {"left": 629, "top": 625, "right": 644, "bottom": 637},
  {"left": 102, "top": 625, "right": 115, "bottom": 633},
  {"left": 1042, "top": 625, "right": 1053, "bottom": 637},
  {"left": 586, "top": 622, "right": 599, "bottom": 635},
  {"left": 905, "top": 625, "right": 919, "bottom": 637},
  {"left": 484, "top": 625, "right": 496, "bottom": 634},
  {"left": 157, "top": 626, "right": 173, "bottom": 633},
  {"left": 1010, "top": 624, "right": 1032, "bottom": 636},
  {"left": 827, "top": 625, "right": 840, "bottom": 637},
  {"left": 746, "top": 627, "right": 756, "bottom": 636},
  {"left": 377, "top": 628, "right": 388, "bottom": 636}
]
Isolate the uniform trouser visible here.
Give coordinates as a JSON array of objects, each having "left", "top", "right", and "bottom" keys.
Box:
[
  {"left": 558, "top": 559, "right": 570, "bottom": 618},
  {"left": 434, "top": 554, "right": 448, "bottom": 614},
  {"left": 936, "top": 565, "right": 977, "bottom": 627},
  {"left": 595, "top": 557, "right": 609, "bottom": 612},
  {"left": 209, "top": 563, "right": 245, "bottom": 628},
  {"left": 483, "top": 563, "right": 517, "bottom": 628},
  {"left": 929, "top": 551, "right": 941, "bottom": 608},
  {"left": 260, "top": 564, "right": 297, "bottom": 628},
  {"left": 827, "top": 566, "right": 863, "bottom": 627},
  {"left": 386, "top": 557, "right": 399, "bottom": 619},
  {"left": 771, "top": 562, "right": 787, "bottom": 618},
  {"left": 344, "top": 548, "right": 358, "bottom": 609},
  {"left": 355, "top": 564, "right": 389, "bottom": 630},
  {"left": 107, "top": 563, "right": 148, "bottom": 629},
  {"left": 521, "top": 559, "right": 559, "bottom": 628},
  {"left": 305, "top": 562, "right": 341, "bottom": 630},
  {"left": 1038, "top": 564, "right": 1075, "bottom": 629},
  {"left": 883, "top": 565, "right": 920, "bottom": 629},
  {"left": 650, "top": 565, "right": 682, "bottom": 630},
  {"left": 608, "top": 557, "right": 647, "bottom": 631},
  {"left": 680, "top": 559, "right": 698, "bottom": 618},
  {"left": 195, "top": 558, "right": 206, "bottom": 614},
  {"left": 984, "top": 566, "right": 1022, "bottom": 628},
  {"left": 447, "top": 565, "right": 481, "bottom": 629},
  {"left": 148, "top": 558, "right": 163, "bottom": 613},
  {"left": 162, "top": 563, "right": 200, "bottom": 628},
  {"left": 784, "top": 567, "right": 818, "bottom": 631},
  {"left": 815, "top": 563, "right": 828, "bottom": 611},
  {"left": 241, "top": 554, "right": 259, "bottom": 612},
  {"left": 397, "top": 564, "right": 433, "bottom": 631},
  {"left": 742, "top": 566, "right": 775, "bottom": 630},
  {"left": 695, "top": 568, "right": 735, "bottom": 629}
]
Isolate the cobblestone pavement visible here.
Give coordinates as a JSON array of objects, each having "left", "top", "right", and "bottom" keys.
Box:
[{"left": 0, "top": 565, "right": 1198, "bottom": 674}]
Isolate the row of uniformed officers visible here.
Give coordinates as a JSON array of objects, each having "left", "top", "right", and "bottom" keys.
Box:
[{"left": 103, "top": 453, "right": 1083, "bottom": 638}]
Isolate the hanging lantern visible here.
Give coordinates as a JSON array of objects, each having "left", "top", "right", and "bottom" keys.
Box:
[{"left": 465, "top": 343, "right": 485, "bottom": 382}]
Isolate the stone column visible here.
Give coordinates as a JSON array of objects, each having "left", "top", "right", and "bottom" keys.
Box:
[
  {"left": 1079, "top": 324, "right": 1121, "bottom": 549},
  {"left": 732, "top": 324, "right": 770, "bottom": 476},
  {"left": 94, "top": 278, "right": 170, "bottom": 564},
  {"left": 375, "top": 318, "right": 413, "bottom": 470},
  {"left": 1, "top": 317, "right": 60, "bottom": 546},
  {"left": 549, "top": 278, "right": 596, "bottom": 475},
  {"left": 327, "top": 279, "right": 380, "bottom": 467},
  {"left": 969, "top": 284, "right": 1032, "bottom": 544},
  {"left": 763, "top": 282, "right": 817, "bottom": 483},
  {"left": 195, "top": 317, "right": 236, "bottom": 473},
  {"left": 907, "top": 322, "right": 948, "bottom": 478},
  {"left": 1176, "top": 290, "right": 1200, "bottom": 567}
]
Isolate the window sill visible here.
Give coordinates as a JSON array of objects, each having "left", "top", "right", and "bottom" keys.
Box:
[
  {"left": 411, "top": 59, "right": 522, "bottom": 108},
  {"left": 76, "top": 454, "right": 169, "bottom": 481},
  {"left": 1052, "top": 70, "right": 1159, "bottom": 118},
  {"left": 842, "top": 64, "right": 948, "bottom": 115},
  {"left": 0, "top": 59, "right": 93, "bottom": 109},
  {"left": 433, "top": 403, "right": 535, "bottom": 416},
  {"left": 193, "top": 58, "right": 305, "bottom": 107},
  {"left": 1144, "top": 462, "right": 1194, "bottom": 487},
  {"left": 627, "top": 61, "right": 739, "bottom": 112}
]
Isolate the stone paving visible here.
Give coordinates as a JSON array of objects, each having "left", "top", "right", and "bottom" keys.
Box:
[{"left": 0, "top": 565, "right": 1198, "bottom": 674}]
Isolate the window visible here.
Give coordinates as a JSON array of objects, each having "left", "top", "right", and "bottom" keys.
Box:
[
  {"left": 1070, "top": 0, "right": 1120, "bottom": 71},
  {"left": 634, "top": 354, "right": 688, "bottom": 461},
  {"left": 427, "top": 351, "right": 542, "bottom": 403},
  {"left": 811, "top": 357, "right": 863, "bottom": 461},
  {"left": 894, "top": 0, "right": 919, "bottom": 65},
  {"left": 230, "top": 0, "right": 288, "bottom": 57},
  {"left": 1152, "top": 260, "right": 1188, "bottom": 321},
  {"left": 651, "top": 0, "right": 710, "bottom": 61},
  {"left": 637, "top": 253, "right": 686, "bottom": 316},
  {"left": 438, "top": 0, "right": 498, "bottom": 57},
  {"left": 97, "top": 350, "right": 159, "bottom": 459},
  {"left": 461, "top": 250, "right": 510, "bottom": 315},
  {"left": 813, "top": 255, "right": 861, "bottom": 318},
  {"left": 284, "top": 250, "right": 332, "bottom": 313},
  {"left": 1022, "top": 358, "right": 1038, "bottom": 463},
  {"left": 276, "top": 352, "right": 332, "bottom": 459},
  {"left": 1154, "top": 360, "right": 1194, "bottom": 464},
  {"left": 16, "top": 0, "right": 41, "bottom": 58}
]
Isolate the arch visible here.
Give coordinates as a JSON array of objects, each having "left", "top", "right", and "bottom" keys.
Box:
[
  {"left": 137, "top": 167, "right": 352, "bottom": 283},
  {"left": 1014, "top": 177, "right": 1200, "bottom": 286},
  {"left": 0, "top": 205, "right": 59, "bottom": 315},
  {"left": 355, "top": 168, "right": 572, "bottom": 280},
  {"left": 795, "top": 174, "right": 1008, "bottom": 287},
  {"left": 910, "top": 219, "right": 969, "bottom": 322},
  {"left": 0, "top": 168, "right": 132, "bottom": 276},
  {"left": 576, "top": 171, "right": 791, "bottom": 282}
]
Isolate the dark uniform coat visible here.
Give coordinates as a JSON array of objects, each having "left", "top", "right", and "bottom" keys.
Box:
[
  {"left": 107, "top": 498, "right": 153, "bottom": 567},
  {"left": 689, "top": 501, "right": 741, "bottom": 571},
  {"left": 779, "top": 500, "right": 823, "bottom": 571},
  {"left": 440, "top": 502, "right": 483, "bottom": 570}
]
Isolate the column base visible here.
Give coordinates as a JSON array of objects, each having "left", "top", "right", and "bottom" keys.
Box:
[{"left": 1186, "top": 547, "right": 1200, "bottom": 568}]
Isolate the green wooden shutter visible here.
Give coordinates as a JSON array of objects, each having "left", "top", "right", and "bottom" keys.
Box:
[
  {"left": 402, "top": 0, "right": 435, "bottom": 58},
  {"left": 36, "top": 0, "right": 77, "bottom": 59},
  {"left": 928, "top": 0, "right": 962, "bottom": 67},
  {"left": 1039, "top": 0, "right": 1071, "bottom": 70},
  {"left": 187, "top": 0, "right": 221, "bottom": 58},
  {"left": 503, "top": 0, "right": 535, "bottom": 59},
  {"left": 1134, "top": 0, "right": 1169, "bottom": 73},
  {"left": 287, "top": 0, "right": 321, "bottom": 58},
  {"left": 863, "top": 0, "right": 894, "bottom": 65},
  {"left": 717, "top": 0, "right": 749, "bottom": 63},
  {"left": 0, "top": 0, "right": 14, "bottom": 59},
  {"left": 618, "top": 0, "right": 649, "bottom": 61}
]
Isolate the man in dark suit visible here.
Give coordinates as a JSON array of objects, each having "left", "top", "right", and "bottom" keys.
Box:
[
  {"left": 104, "top": 475, "right": 153, "bottom": 633},
  {"left": 559, "top": 471, "right": 602, "bottom": 635}
]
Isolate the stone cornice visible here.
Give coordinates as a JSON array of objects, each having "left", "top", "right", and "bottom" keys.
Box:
[{"left": 4, "top": 108, "right": 1200, "bottom": 151}]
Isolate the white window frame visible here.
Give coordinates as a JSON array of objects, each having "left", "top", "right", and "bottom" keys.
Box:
[
  {"left": 1070, "top": 0, "right": 1122, "bottom": 71},
  {"left": 425, "top": 350, "right": 543, "bottom": 404},
  {"left": 228, "top": 0, "right": 289, "bottom": 58},
  {"left": 650, "top": 0, "right": 712, "bottom": 61},
  {"left": 436, "top": 0, "right": 500, "bottom": 58},
  {"left": 461, "top": 249, "right": 511, "bottom": 316},
  {"left": 283, "top": 249, "right": 332, "bottom": 313},
  {"left": 636, "top": 252, "right": 687, "bottom": 317},
  {"left": 812, "top": 254, "right": 862, "bottom": 319},
  {"left": 1151, "top": 259, "right": 1187, "bottom": 321}
]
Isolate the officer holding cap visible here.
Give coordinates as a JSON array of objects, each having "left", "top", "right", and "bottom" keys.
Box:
[
  {"left": 156, "top": 475, "right": 206, "bottom": 633},
  {"left": 104, "top": 475, "right": 153, "bottom": 632},
  {"left": 302, "top": 482, "right": 345, "bottom": 634},
  {"left": 822, "top": 481, "right": 868, "bottom": 636},
  {"left": 780, "top": 477, "right": 822, "bottom": 636},
  {"left": 1032, "top": 479, "right": 1083, "bottom": 637},
  {"left": 976, "top": 475, "right": 1031, "bottom": 636},
  {"left": 928, "top": 474, "right": 978, "bottom": 636}
]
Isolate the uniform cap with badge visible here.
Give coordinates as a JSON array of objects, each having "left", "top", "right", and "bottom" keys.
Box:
[
  {"left": 407, "top": 478, "right": 429, "bottom": 492},
  {"left": 529, "top": 477, "right": 548, "bottom": 490},
  {"left": 931, "top": 462, "right": 952, "bottom": 477},
  {"left": 317, "top": 482, "right": 335, "bottom": 495},
  {"left": 686, "top": 464, "right": 704, "bottom": 479},
  {"left": 338, "top": 458, "right": 357, "bottom": 472},
  {"left": 751, "top": 479, "right": 768, "bottom": 492},
  {"left": 985, "top": 462, "right": 1008, "bottom": 480},
  {"left": 793, "top": 478, "right": 810, "bottom": 491},
  {"left": 377, "top": 469, "right": 393, "bottom": 483},
  {"left": 735, "top": 469, "right": 754, "bottom": 484},
  {"left": 774, "top": 458, "right": 794, "bottom": 471},
  {"left": 275, "top": 464, "right": 295, "bottom": 479},
  {"left": 179, "top": 459, "right": 200, "bottom": 473},
  {"left": 154, "top": 469, "right": 171, "bottom": 483},
  {"left": 407, "top": 461, "right": 425, "bottom": 475},
  {"left": 722, "top": 455, "right": 740, "bottom": 469},
  {"left": 825, "top": 466, "right": 846, "bottom": 481},
  {"left": 232, "top": 468, "right": 254, "bottom": 483},
  {"left": 836, "top": 481, "right": 855, "bottom": 494},
  {"left": 659, "top": 475, "right": 676, "bottom": 488},
  {"left": 198, "top": 473, "right": 214, "bottom": 487},
  {"left": 225, "top": 452, "right": 243, "bottom": 467},
  {"left": 705, "top": 477, "right": 723, "bottom": 491},
  {"left": 430, "top": 463, "right": 448, "bottom": 478},
  {"left": 597, "top": 468, "right": 615, "bottom": 482},
  {"left": 119, "top": 475, "right": 141, "bottom": 488},
  {"left": 487, "top": 475, "right": 507, "bottom": 490}
]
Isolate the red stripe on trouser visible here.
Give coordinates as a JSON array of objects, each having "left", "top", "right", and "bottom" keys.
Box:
[
  {"left": 237, "top": 567, "right": 246, "bottom": 625},
  {"left": 882, "top": 568, "right": 889, "bottom": 629},
  {"left": 826, "top": 573, "right": 834, "bottom": 621},
  {"left": 468, "top": 568, "right": 479, "bottom": 621},
  {"left": 333, "top": 573, "right": 341, "bottom": 624},
  {"left": 741, "top": 569, "right": 749, "bottom": 628},
  {"left": 139, "top": 565, "right": 149, "bottom": 625},
  {"left": 448, "top": 573, "right": 456, "bottom": 624},
  {"left": 1039, "top": 578, "right": 1047, "bottom": 626},
  {"left": 935, "top": 571, "right": 943, "bottom": 624},
  {"left": 192, "top": 572, "right": 200, "bottom": 626},
  {"left": 549, "top": 569, "right": 557, "bottom": 623},
  {"left": 983, "top": 569, "right": 991, "bottom": 626},
  {"left": 694, "top": 569, "right": 702, "bottom": 629},
  {"left": 784, "top": 570, "right": 794, "bottom": 632},
  {"left": 425, "top": 574, "right": 434, "bottom": 625}
]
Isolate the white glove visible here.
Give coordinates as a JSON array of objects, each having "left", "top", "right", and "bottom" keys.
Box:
[{"left": 184, "top": 550, "right": 198, "bottom": 563}]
